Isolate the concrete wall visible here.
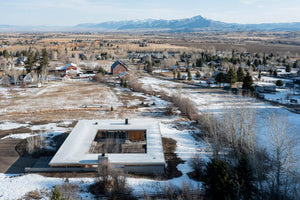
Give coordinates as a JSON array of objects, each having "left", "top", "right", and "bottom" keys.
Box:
[
  {"left": 123, "top": 165, "right": 165, "bottom": 174},
  {"left": 26, "top": 164, "right": 165, "bottom": 174}
]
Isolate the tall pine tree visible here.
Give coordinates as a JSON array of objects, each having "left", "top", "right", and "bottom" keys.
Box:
[
  {"left": 242, "top": 72, "right": 253, "bottom": 90},
  {"left": 235, "top": 152, "right": 257, "bottom": 200},
  {"left": 25, "top": 51, "right": 34, "bottom": 73},
  {"left": 226, "top": 68, "right": 237, "bottom": 86},
  {"left": 237, "top": 66, "right": 245, "bottom": 82},
  {"left": 187, "top": 70, "right": 192, "bottom": 81},
  {"left": 203, "top": 158, "right": 235, "bottom": 200}
]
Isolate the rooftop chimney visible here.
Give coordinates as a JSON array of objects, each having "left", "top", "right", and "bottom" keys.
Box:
[{"left": 125, "top": 118, "right": 128, "bottom": 125}]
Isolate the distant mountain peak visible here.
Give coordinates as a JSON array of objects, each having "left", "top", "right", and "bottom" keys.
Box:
[{"left": 0, "top": 15, "right": 299, "bottom": 32}]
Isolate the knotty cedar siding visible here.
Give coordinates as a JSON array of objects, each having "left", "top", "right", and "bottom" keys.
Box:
[{"left": 111, "top": 61, "right": 128, "bottom": 75}]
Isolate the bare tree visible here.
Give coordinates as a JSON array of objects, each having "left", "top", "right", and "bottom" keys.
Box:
[{"left": 268, "top": 112, "right": 299, "bottom": 199}]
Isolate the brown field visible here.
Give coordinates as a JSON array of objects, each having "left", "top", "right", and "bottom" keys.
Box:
[{"left": 1, "top": 31, "right": 299, "bottom": 58}]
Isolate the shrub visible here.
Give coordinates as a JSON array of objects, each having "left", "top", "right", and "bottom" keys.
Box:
[
  {"left": 203, "top": 158, "right": 235, "bottom": 200},
  {"left": 171, "top": 94, "right": 199, "bottom": 120},
  {"left": 275, "top": 80, "right": 283, "bottom": 86},
  {"left": 188, "top": 154, "right": 206, "bottom": 179},
  {"left": 89, "top": 160, "right": 136, "bottom": 199},
  {"left": 51, "top": 186, "right": 63, "bottom": 200}
]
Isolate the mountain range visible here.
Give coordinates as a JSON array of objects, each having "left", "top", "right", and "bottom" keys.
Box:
[{"left": 1, "top": 15, "right": 300, "bottom": 32}]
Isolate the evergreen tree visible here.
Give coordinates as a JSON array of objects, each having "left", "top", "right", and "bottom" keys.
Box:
[
  {"left": 235, "top": 152, "right": 256, "bottom": 200},
  {"left": 246, "top": 60, "right": 251, "bottom": 66},
  {"left": 254, "top": 59, "right": 259, "bottom": 67},
  {"left": 51, "top": 185, "right": 64, "bottom": 200},
  {"left": 258, "top": 69, "right": 262, "bottom": 80},
  {"left": 196, "top": 58, "right": 203, "bottom": 68},
  {"left": 226, "top": 68, "right": 237, "bottom": 85},
  {"left": 25, "top": 51, "right": 34, "bottom": 73},
  {"left": 195, "top": 71, "right": 201, "bottom": 79},
  {"left": 275, "top": 80, "right": 283, "bottom": 87},
  {"left": 38, "top": 49, "right": 49, "bottom": 76},
  {"left": 215, "top": 72, "right": 225, "bottom": 86},
  {"left": 293, "top": 60, "right": 299, "bottom": 68},
  {"left": 3, "top": 50, "right": 9, "bottom": 59},
  {"left": 285, "top": 65, "right": 291, "bottom": 72},
  {"left": 203, "top": 158, "right": 235, "bottom": 200},
  {"left": 236, "top": 66, "right": 245, "bottom": 82},
  {"left": 273, "top": 69, "right": 278, "bottom": 77},
  {"left": 21, "top": 50, "right": 28, "bottom": 57},
  {"left": 173, "top": 70, "right": 176, "bottom": 79},
  {"left": 242, "top": 72, "right": 254, "bottom": 90},
  {"left": 98, "top": 67, "right": 106, "bottom": 75},
  {"left": 177, "top": 71, "right": 181, "bottom": 80},
  {"left": 34, "top": 50, "right": 40, "bottom": 61},
  {"left": 269, "top": 69, "right": 273, "bottom": 76},
  {"left": 263, "top": 54, "right": 267, "bottom": 65},
  {"left": 187, "top": 70, "right": 192, "bottom": 81},
  {"left": 16, "top": 51, "right": 21, "bottom": 57}
]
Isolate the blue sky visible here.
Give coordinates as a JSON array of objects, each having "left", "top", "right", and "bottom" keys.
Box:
[{"left": 0, "top": 0, "right": 299, "bottom": 26}]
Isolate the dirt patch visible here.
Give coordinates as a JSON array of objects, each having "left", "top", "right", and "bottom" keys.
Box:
[
  {"left": 162, "top": 137, "right": 184, "bottom": 179},
  {"left": 0, "top": 138, "right": 37, "bottom": 173},
  {"left": 0, "top": 132, "right": 69, "bottom": 173},
  {"left": 28, "top": 120, "right": 55, "bottom": 126}
]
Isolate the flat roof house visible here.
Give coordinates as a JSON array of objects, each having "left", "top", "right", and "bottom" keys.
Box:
[{"left": 49, "top": 119, "right": 165, "bottom": 174}]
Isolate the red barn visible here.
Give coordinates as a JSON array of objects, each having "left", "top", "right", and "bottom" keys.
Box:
[{"left": 111, "top": 61, "right": 128, "bottom": 75}]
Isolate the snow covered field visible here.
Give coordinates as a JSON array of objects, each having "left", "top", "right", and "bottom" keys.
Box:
[
  {"left": 0, "top": 76, "right": 299, "bottom": 199},
  {"left": 139, "top": 76, "right": 300, "bottom": 165},
  {"left": 0, "top": 119, "right": 204, "bottom": 199}
]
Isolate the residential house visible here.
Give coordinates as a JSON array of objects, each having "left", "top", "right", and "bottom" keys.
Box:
[
  {"left": 48, "top": 119, "right": 166, "bottom": 174},
  {"left": 56, "top": 63, "right": 82, "bottom": 77},
  {"left": 111, "top": 61, "right": 128, "bottom": 75},
  {"left": 253, "top": 82, "right": 276, "bottom": 93}
]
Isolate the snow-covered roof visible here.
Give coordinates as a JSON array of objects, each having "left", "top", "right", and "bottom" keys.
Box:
[
  {"left": 55, "top": 63, "right": 78, "bottom": 71},
  {"left": 50, "top": 119, "right": 165, "bottom": 166}
]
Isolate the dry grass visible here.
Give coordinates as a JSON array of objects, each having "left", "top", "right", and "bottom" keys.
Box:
[{"left": 0, "top": 81, "right": 127, "bottom": 121}]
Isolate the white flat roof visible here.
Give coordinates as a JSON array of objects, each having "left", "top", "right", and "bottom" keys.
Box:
[{"left": 50, "top": 119, "right": 165, "bottom": 166}]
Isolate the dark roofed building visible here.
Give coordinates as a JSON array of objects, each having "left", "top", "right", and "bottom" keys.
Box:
[{"left": 111, "top": 61, "right": 128, "bottom": 75}]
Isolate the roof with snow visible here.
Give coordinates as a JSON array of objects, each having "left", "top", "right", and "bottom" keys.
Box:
[
  {"left": 55, "top": 63, "right": 78, "bottom": 71},
  {"left": 50, "top": 119, "right": 165, "bottom": 167}
]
